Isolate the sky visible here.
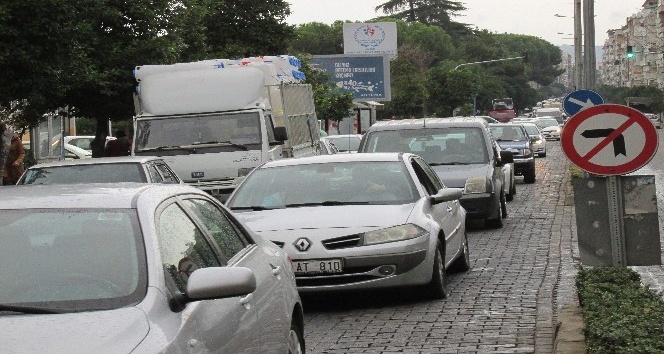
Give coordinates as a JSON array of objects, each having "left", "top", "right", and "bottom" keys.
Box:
[{"left": 286, "top": 0, "right": 646, "bottom": 46}]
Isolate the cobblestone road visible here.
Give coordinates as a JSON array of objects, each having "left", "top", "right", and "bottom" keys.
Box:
[{"left": 302, "top": 141, "right": 580, "bottom": 354}]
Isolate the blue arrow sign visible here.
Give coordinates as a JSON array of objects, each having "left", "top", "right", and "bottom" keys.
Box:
[{"left": 563, "top": 89, "right": 604, "bottom": 116}]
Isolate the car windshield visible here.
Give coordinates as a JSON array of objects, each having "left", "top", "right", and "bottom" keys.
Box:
[
  {"left": 363, "top": 127, "right": 489, "bottom": 165},
  {"left": 489, "top": 125, "right": 527, "bottom": 141},
  {"left": 534, "top": 119, "right": 559, "bottom": 128},
  {"left": 134, "top": 111, "right": 262, "bottom": 151},
  {"left": 228, "top": 161, "right": 418, "bottom": 209},
  {"left": 19, "top": 163, "right": 146, "bottom": 184},
  {"left": 522, "top": 125, "right": 541, "bottom": 136},
  {"left": 0, "top": 209, "right": 146, "bottom": 312},
  {"left": 325, "top": 136, "right": 361, "bottom": 152}
]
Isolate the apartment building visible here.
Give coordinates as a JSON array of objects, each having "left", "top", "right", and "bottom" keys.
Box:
[{"left": 601, "top": 0, "right": 664, "bottom": 88}]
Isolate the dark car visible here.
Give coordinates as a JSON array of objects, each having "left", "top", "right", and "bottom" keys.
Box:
[
  {"left": 358, "top": 117, "right": 514, "bottom": 228},
  {"left": 488, "top": 123, "right": 536, "bottom": 184}
]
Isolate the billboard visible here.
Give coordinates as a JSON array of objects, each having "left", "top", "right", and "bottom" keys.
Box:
[
  {"left": 343, "top": 23, "right": 397, "bottom": 59},
  {"left": 311, "top": 54, "right": 391, "bottom": 102}
]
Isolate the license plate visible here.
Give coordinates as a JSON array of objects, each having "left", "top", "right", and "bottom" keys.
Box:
[{"left": 293, "top": 259, "right": 343, "bottom": 275}]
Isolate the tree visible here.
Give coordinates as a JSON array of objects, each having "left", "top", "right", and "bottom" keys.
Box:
[
  {"left": 375, "top": 0, "right": 469, "bottom": 35},
  {"left": 289, "top": 22, "right": 344, "bottom": 55},
  {"left": 298, "top": 55, "right": 353, "bottom": 123}
]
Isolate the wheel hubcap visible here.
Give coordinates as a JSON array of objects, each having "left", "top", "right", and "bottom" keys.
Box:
[{"left": 288, "top": 329, "right": 302, "bottom": 354}]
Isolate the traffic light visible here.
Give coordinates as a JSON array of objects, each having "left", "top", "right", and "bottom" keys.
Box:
[{"left": 627, "top": 45, "right": 635, "bottom": 58}]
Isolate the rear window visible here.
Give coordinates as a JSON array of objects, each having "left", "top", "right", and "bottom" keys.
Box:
[
  {"left": 362, "top": 127, "right": 489, "bottom": 165},
  {"left": 19, "top": 163, "right": 146, "bottom": 184}
]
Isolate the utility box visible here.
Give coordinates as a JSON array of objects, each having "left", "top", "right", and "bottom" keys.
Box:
[{"left": 572, "top": 175, "right": 661, "bottom": 266}]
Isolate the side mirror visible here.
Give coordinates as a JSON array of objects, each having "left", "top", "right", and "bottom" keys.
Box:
[
  {"left": 500, "top": 150, "right": 514, "bottom": 164},
  {"left": 273, "top": 126, "right": 288, "bottom": 142},
  {"left": 186, "top": 267, "right": 256, "bottom": 301},
  {"left": 430, "top": 188, "right": 464, "bottom": 204}
]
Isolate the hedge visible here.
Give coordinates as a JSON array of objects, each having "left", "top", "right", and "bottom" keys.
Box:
[{"left": 576, "top": 266, "right": 664, "bottom": 353}]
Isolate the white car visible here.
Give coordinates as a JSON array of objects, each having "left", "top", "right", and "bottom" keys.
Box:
[
  {"left": 534, "top": 117, "right": 561, "bottom": 140},
  {"left": 0, "top": 184, "right": 305, "bottom": 353},
  {"left": 227, "top": 153, "right": 470, "bottom": 298},
  {"left": 521, "top": 122, "right": 547, "bottom": 157},
  {"left": 320, "top": 134, "right": 362, "bottom": 153},
  {"left": 645, "top": 113, "right": 662, "bottom": 129}
]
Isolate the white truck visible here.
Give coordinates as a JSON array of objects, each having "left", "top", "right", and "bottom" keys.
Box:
[{"left": 132, "top": 56, "right": 320, "bottom": 200}]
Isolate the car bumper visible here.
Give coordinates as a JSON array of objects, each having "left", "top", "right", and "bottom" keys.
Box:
[
  {"left": 542, "top": 132, "right": 560, "bottom": 140},
  {"left": 277, "top": 234, "right": 433, "bottom": 292},
  {"left": 513, "top": 157, "right": 535, "bottom": 175},
  {"left": 460, "top": 192, "right": 499, "bottom": 220}
]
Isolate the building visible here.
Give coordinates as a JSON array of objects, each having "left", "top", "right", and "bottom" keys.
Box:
[{"left": 601, "top": 1, "right": 664, "bottom": 88}]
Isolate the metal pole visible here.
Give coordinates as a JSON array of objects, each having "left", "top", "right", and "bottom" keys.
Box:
[
  {"left": 607, "top": 176, "right": 626, "bottom": 266},
  {"left": 574, "top": 0, "right": 583, "bottom": 89},
  {"left": 583, "top": 0, "right": 596, "bottom": 89}
]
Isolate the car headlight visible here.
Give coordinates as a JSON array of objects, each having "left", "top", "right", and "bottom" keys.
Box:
[
  {"left": 464, "top": 175, "right": 488, "bottom": 194},
  {"left": 363, "top": 224, "right": 427, "bottom": 245}
]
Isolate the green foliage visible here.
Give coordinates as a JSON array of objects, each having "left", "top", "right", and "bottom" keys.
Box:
[
  {"left": 374, "top": 0, "right": 470, "bottom": 36},
  {"left": 595, "top": 85, "right": 664, "bottom": 113},
  {"left": 576, "top": 266, "right": 664, "bottom": 353},
  {"left": 289, "top": 21, "right": 343, "bottom": 55}
]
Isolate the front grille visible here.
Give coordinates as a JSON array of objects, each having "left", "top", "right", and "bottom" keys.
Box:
[{"left": 322, "top": 234, "right": 362, "bottom": 249}]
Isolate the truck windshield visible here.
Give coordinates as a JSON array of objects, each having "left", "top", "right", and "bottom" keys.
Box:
[{"left": 135, "top": 112, "right": 261, "bottom": 151}]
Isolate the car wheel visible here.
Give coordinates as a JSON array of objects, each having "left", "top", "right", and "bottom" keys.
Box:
[
  {"left": 540, "top": 151, "right": 547, "bottom": 158},
  {"left": 500, "top": 190, "right": 507, "bottom": 218},
  {"left": 485, "top": 194, "right": 503, "bottom": 228},
  {"left": 288, "top": 320, "right": 305, "bottom": 354},
  {"left": 426, "top": 240, "right": 448, "bottom": 299},
  {"left": 524, "top": 170, "right": 536, "bottom": 184},
  {"left": 449, "top": 233, "right": 471, "bottom": 272}
]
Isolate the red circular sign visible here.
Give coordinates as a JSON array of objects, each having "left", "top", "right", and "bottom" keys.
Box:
[{"left": 561, "top": 104, "right": 658, "bottom": 176}]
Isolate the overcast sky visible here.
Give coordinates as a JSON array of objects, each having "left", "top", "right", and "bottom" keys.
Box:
[{"left": 286, "top": 0, "right": 645, "bottom": 46}]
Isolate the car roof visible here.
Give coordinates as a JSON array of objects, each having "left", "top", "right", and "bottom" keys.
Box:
[
  {"left": 26, "top": 156, "right": 166, "bottom": 169},
  {"left": 260, "top": 152, "right": 408, "bottom": 168},
  {"left": 369, "top": 117, "right": 488, "bottom": 131},
  {"left": 0, "top": 183, "right": 205, "bottom": 209}
]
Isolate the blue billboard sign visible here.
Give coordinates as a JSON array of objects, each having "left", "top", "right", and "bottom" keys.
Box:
[{"left": 311, "top": 54, "right": 391, "bottom": 101}]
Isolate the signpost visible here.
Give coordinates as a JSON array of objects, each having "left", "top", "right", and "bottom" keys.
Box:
[
  {"left": 563, "top": 89, "right": 604, "bottom": 117},
  {"left": 563, "top": 103, "right": 660, "bottom": 266}
]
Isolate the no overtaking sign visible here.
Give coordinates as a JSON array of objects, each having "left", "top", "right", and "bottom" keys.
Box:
[{"left": 562, "top": 104, "right": 658, "bottom": 176}]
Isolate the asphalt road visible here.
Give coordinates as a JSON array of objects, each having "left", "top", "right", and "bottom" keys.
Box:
[{"left": 301, "top": 140, "right": 578, "bottom": 354}]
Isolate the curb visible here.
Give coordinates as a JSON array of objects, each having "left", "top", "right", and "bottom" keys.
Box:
[{"left": 554, "top": 300, "right": 587, "bottom": 354}]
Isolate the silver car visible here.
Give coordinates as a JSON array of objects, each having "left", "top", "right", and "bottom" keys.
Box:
[
  {"left": 521, "top": 122, "right": 547, "bottom": 157},
  {"left": 0, "top": 184, "right": 304, "bottom": 353},
  {"left": 17, "top": 156, "right": 182, "bottom": 185},
  {"left": 320, "top": 134, "right": 362, "bottom": 153},
  {"left": 226, "top": 153, "right": 470, "bottom": 298}
]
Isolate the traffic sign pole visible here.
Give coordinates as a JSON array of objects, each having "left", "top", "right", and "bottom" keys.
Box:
[{"left": 607, "top": 176, "right": 626, "bottom": 266}]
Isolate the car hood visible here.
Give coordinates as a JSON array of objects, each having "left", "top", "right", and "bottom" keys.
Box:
[
  {"left": 234, "top": 204, "right": 415, "bottom": 233},
  {"left": 430, "top": 164, "right": 492, "bottom": 188},
  {"left": 2, "top": 307, "right": 149, "bottom": 353}
]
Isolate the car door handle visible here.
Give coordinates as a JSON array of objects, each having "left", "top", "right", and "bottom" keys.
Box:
[
  {"left": 271, "top": 265, "right": 282, "bottom": 276},
  {"left": 240, "top": 293, "right": 253, "bottom": 306}
]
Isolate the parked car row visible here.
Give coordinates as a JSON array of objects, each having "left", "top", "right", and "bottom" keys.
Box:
[{"left": 2, "top": 118, "right": 552, "bottom": 352}]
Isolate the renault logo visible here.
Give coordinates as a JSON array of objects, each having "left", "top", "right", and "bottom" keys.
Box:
[{"left": 294, "top": 238, "right": 312, "bottom": 252}]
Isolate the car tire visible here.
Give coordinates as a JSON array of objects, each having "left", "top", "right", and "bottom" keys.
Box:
[
  {"left": 524, "top": 170, "right": 536, "bottom": 184},
  {"left": 500, "top": 190, "right": 507, "bottom": 218},
  {"left": 449, "top": 233, "right": 471, "bottom": 272},
  {"left": 426, "top": 240, "right": 448, "bottom": 299},
  {"left": 288, "top": 319, "right": 305, "bottom": 354},
  {"left": 485, "top": 194, "right": 504, "bottom": 228},
  {"left": 540, "top": 151, "right": 547, "bottom": 158}
]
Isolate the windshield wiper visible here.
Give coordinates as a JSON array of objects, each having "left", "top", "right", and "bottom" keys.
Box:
[
  {"left": 430, "top": 162, "right": 470, "bottom": 166},
  {"left": 284, "top": 201, "right": 371, "bottom": 208},
  {"left": 192, "top": 140, "right": 249, "bottom": 151},
  {"left": 230, "top": 205, "right": 281, "bottom": 211},
  {"left": 140, "top": 145, "right": 182, "bottom": 151},
  {"left": 0, "top": 304, "right": 62, "bottom": 314}
]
